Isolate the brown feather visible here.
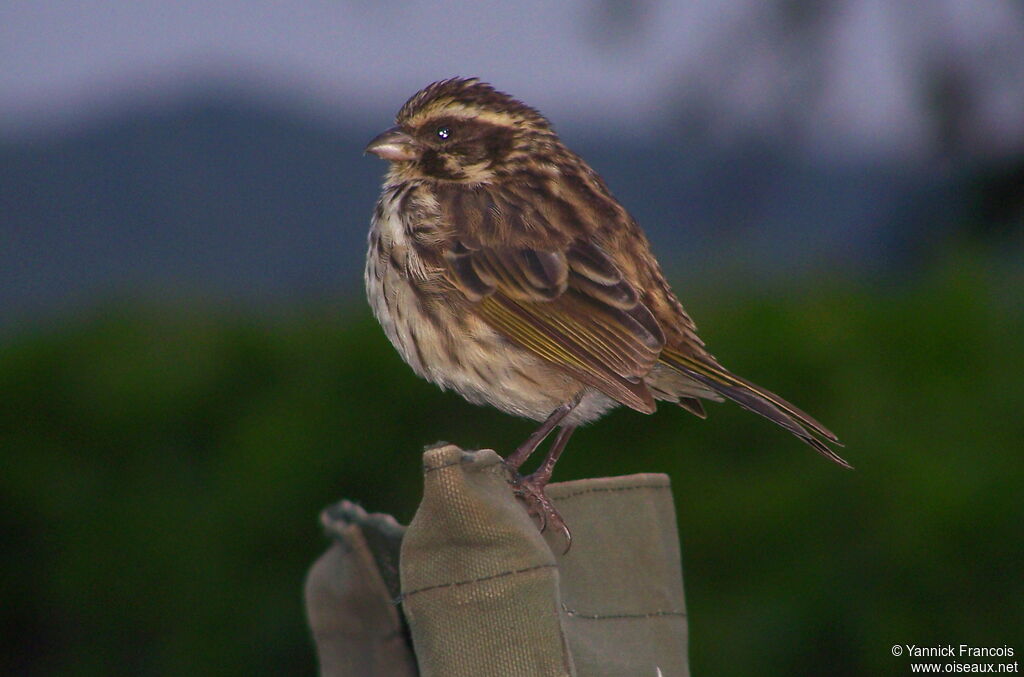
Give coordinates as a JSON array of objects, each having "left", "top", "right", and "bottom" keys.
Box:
[
  {"left": 659, "top": 348, "right": 849, "bottom": 467},
  {"left": 678, "top": 397, "right": 707, "bottom": 419},
  {"left": 431, "top": 176, "right": 667, "bottom": 415},
  {"left": 478, "top": 296, "right": 656, "bottom": 413}
]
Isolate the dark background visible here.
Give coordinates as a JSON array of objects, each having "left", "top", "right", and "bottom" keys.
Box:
[{"left": 2, "top": 2, "right": 1022, "bottom": 675}]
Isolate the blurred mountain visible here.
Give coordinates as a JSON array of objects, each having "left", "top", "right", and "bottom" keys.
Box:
[
  {"left": 0, "top": 94, "right": 984, "bottom": 329},
  {"left": 0, "top": 97, "right": 379, "bottom": 325}
]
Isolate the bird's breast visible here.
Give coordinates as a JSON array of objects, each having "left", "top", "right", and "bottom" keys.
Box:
[{"left": 365, "top": 185, "right": 608, "bottom": 423}]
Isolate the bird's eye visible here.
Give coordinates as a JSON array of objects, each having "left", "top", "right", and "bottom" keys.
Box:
[{"left": 435, "top": 126, "right": 451, "bottom": 140}]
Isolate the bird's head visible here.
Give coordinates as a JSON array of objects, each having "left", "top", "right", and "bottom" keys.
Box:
[{"left": 365, "top": 78, "right": 556, "bottom": 183}]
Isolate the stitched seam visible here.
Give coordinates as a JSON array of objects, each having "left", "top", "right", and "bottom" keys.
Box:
[
  {"left": 422, "top": 458, "right": 507, "bottom": 476},
  {"left": 399, "top": 563, "right": 557, "bottom": 601},
  {"left": 421, "top": 458, "right": 467, "bottom": 474},
  {"left": 561, "top": 604, "right": 687, "bottom": 620},
  {"left": 551, "top": 482, "right": 671, "bottom": 502}
]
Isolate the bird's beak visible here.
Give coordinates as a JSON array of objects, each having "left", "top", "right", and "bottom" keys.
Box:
[{"left": 364, "top": 126, "right": 419, "bottom": 161}]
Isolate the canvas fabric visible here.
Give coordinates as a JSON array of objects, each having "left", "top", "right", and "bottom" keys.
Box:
[{"left": 305, "top": 444, "right": 690, "bottom": 677}]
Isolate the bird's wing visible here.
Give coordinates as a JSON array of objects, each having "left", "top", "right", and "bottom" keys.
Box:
[{"left": 434, "top": 184, "right": 664, "bottom": 413}]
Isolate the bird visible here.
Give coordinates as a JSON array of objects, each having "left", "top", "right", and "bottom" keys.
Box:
[{"left": 364, "top": 77, "right": 848, "bottom": 543}]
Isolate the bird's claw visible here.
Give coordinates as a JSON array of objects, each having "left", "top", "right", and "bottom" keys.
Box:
[{"left": 507, "top": 468, "right": 573, "bottom": 554}]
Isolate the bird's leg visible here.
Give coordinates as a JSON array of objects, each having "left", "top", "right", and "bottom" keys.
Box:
[
  {"left": 513, "top": 425, "right": 578, "bottom": 550},
  {"left": 505, "top": 396, "right": 582, "bottom": 552},
  {"left": 526, "top": 424, "right": 577, "bottom": 490},
  {"left": 504, "top": 398, "right": 578, "bottom": 472}
]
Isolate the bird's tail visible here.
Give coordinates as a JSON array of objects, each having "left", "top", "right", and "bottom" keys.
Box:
[{"left": 659, "top": 348, "right": 851, "bottom": 469}]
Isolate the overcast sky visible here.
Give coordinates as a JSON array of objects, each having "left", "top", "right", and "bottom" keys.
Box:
[{"left": 2, "top": 0, "right": 1023, "bottom": 158}]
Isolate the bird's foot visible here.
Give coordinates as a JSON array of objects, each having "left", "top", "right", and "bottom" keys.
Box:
[{"left": 506, "top": 466, "right": 572, "bottom": 553}]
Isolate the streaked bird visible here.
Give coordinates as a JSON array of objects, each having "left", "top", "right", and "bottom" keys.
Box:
[{"left": 364, "top": 78, "right": 847, "bottom": 544}]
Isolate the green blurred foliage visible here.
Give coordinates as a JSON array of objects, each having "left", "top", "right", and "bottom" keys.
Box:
[{"left": 2, "top": 254, "right": 1022, "bottom": 676}]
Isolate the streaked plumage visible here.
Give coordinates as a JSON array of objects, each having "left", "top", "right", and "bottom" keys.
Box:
[{"left": 364, "top": 78, "right": 847, "bottom": 541}]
